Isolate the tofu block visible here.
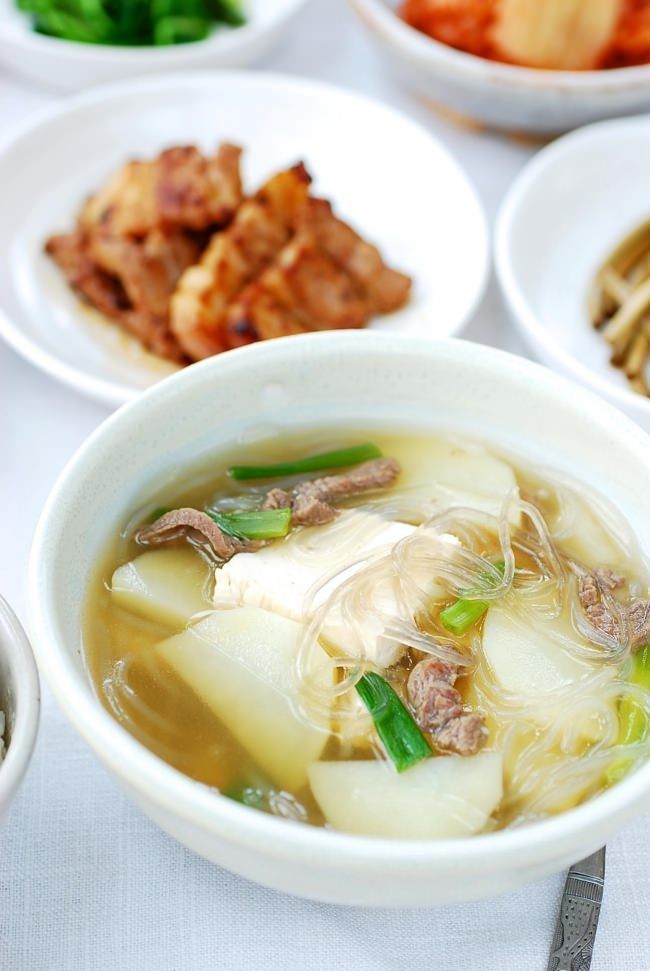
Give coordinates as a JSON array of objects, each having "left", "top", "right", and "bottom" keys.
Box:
[
  {"left": 111, "top": 547, "right": 211, "bottom": 629},
  {"left": 214, "top": 510, "right": 416, "bottom": 667},
  {"left": 308, "top": 753, "right": 503, "bottom": 838},
  {"left": 157, "top": 606, "right": 331, "bottom": 791}
]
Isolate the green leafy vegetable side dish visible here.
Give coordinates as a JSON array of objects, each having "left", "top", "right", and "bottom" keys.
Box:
[{"left": 16, "top": 0, "right": 246, "bottom": 46}]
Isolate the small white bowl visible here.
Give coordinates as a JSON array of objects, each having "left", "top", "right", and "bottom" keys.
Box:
[
  {"left": 0, "top": 70, "right": 488, "bottom": 407},
  {"left": 0, "top": 597, "right": 40, "bottom": 822},
  {"left": 0, "top": 0, "right": 310, "bottom": 91},
  {"left": 28, "top": 331, "right": 650, "bottom": 906},
  {"left": 351, "top": 0, "right": 650, "bottom": 134},
  {"left": 496, "top": 115, "right": 650, "bottom": 430}
]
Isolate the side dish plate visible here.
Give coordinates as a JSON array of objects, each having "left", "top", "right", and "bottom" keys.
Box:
[
  {"left": 0, "top": 70, "right": 488, "bottom": 406},
  {"left": 496, "top": 115, "right": 650, "bottom": 429}
]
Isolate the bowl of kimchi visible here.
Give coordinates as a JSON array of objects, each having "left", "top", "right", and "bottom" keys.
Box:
[{"left": 351, "top": 0, "right": 650, "bottom": 134}]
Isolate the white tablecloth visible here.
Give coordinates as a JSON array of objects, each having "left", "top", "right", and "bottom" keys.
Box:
[{"left": 1, "top": 2, "right": 649, "bottom": 968}]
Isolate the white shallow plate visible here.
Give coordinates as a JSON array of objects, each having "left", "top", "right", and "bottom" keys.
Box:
[
  {"left": 0, "top": 71, "right": 488, "bottom": 407},
  {"left": 496, "top": 115, "right": 650, "bottom": 430},
  {"left": 0, "top": 0, "right": 309, "bottom": 91}
]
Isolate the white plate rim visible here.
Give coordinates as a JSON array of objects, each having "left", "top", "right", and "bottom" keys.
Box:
[
  {"left": 0, "top": 69, "right": 489, "bottom": 407},
  {"left": 495, "top": 113, "right": 650, "bottom": 419}
]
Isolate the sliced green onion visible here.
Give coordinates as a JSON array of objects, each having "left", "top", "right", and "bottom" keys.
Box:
[
  {"left": 606, "top": 644, "right": 650, "bottom": 785},
  {"left": 355, "top": 672, "right": 431, "bottom": 773},
  {"left": 222, "top": 785, "right": 267, "bottom": 808},
  {"left": 440, "top": 561, "right": 507, "bottom": 636},
  {"left": 208, "top": 508, "right": 291, "bottom": 540},
  {"left": 228, "top": 443, "right": 382, "bottom": 481}
]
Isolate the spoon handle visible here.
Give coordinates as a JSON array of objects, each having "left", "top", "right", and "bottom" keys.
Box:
[{"left": 547, "top": 847, "right": 606, "bottom": 971}]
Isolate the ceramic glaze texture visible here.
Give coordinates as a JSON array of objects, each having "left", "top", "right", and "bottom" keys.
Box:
[
  {"left": 351, "top": 0, "right": 650, "bottom": 134},
  {"left": 28, "top": 332, "right": 650, "bottom": 906},
  {"left": 496, "top": 116, "right": 650, "bottom": 430}
]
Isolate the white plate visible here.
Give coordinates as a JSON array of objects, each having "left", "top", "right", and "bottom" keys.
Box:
[
  {"left": 496, "top": 115, "right": 650, "bottom": 430},
  {"left": 0, "top": 0, "right": 310, "bottom": 91},
  {"left": 0, "top": 71, "right": 488, "bottom": 407}
]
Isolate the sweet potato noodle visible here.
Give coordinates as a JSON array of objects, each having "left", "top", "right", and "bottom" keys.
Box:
[{"left": 84, "top": 430, "right": 650, "bottom": 837}]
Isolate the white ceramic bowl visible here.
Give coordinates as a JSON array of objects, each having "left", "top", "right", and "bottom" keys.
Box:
[
  {"left": 28, "top": 331, "right": 650, "bottom": 906},
  {"left": 351, "top": 0, "right": 650, "bottom": 134},
  {"left": 0, "top": 0, "right": 309, "bottom": 91},
  {"left": 0, "top": 597, "right": 40, "bottom": 822},
  {"left": 0, "top": 70, "right": 488, "bottom": 408},
  {"left": 496, "top": 115, "right": 650, "bottom": 431}
]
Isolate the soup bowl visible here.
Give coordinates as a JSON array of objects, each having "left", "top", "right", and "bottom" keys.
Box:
[{"left": 28, "top": 331, "right": 650, "bottom": 906}]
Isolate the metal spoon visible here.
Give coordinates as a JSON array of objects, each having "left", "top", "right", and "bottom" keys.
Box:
[{"left": 547, "top": 847, "right": 606, "bottom": 971}]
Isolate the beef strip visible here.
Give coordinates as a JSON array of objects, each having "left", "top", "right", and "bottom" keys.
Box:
[
  {"left": 577, "top": 567, "right": 650, "bottom": 650},
  {"left": 630, "top": 598, "right": 650, "bottom": 649},
  {"left": 434, "top": 714, "right": 488, "bottom": 756},
  {"left": 594, "top": 568, "right": 626, "bottom": 590},
  {"left": 136, "top": 508, "right": 257, "bottom": 560},
  {"left": 262, "top": 458, "right": 401, "bottom": 526},
  {"left": 407, "top": 657, "right": 488, "bottom": 756}
]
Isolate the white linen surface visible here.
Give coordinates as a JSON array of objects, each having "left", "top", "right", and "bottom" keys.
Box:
[{"left": 1, "top": 1, "right": 649, "bottom": 967}]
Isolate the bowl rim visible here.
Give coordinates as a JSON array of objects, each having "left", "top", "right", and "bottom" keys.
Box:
[
  {"left": 0, "top": 68, "right": 488, "bottom": 408},
  {"left": 495, "top": 114, "right": 650, "bottom": 420},
  {"left": 27, "top": 331, "right": 650, "bottom": 869},
  {"left": 351, "top": 0, "right": 650, "bottom": 90},
  {"left": 0, "top": 0, "right": 309, "bottom": 62},
  {"left": 0, "top": 597, "right": 40, "bottom": 809}
]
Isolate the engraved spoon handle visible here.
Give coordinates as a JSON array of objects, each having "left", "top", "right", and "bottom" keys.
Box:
[{"left": 547, "top": 847, "right": 606, "bottom": 971}]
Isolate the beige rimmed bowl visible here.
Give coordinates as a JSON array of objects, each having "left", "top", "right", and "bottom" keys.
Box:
[
  {"left": 28, "top": 331, "right": 650, "bottom": 905},
  {"left": 351, "top": 0, "right": 650, "bottom": 134}
]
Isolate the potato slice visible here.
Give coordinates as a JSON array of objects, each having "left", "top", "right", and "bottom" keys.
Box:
[
  {"left": 111, "top": 547, "right": 211, "bottom": 629},
  {"left": 482, "top": 604, "right": 616, "bottom": 743},
  {"left": 308, "top": 754, "right": 503, "bottom": 838},
  {"left": 157, "top": 606, "right": 331, "bottom": 791},
  {"left": 547, "top": 499, "right": 626, "bottom": 568},
  {"left": 390, "top": 438, "right": 520, "bottom": 526}
]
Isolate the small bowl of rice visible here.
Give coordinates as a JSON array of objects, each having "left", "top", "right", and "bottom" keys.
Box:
[{"left": 0, "top": 597, "right": 39, "bottom": 821}]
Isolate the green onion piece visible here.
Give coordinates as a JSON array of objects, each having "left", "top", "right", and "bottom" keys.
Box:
[
  {"left": 440, "top": 561, "right": 507, "bottom": 636},
  {"left": 222, "top": 784, "right": 267, "bottom": 808},
  {"left": 228, "top": 443, "right": 382, "bottom": 481},
  {"left": 440, "top": 598, "right": 491, "bottom": 636},
  {"left": 355, "top": 671, "right": 431, "bottom": 773},
  {"left": 606, "top": 644, "right": 650, "bottom": 785},
  {"left": 208, "top": 508, "right": 291, "bottom": 540}
]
